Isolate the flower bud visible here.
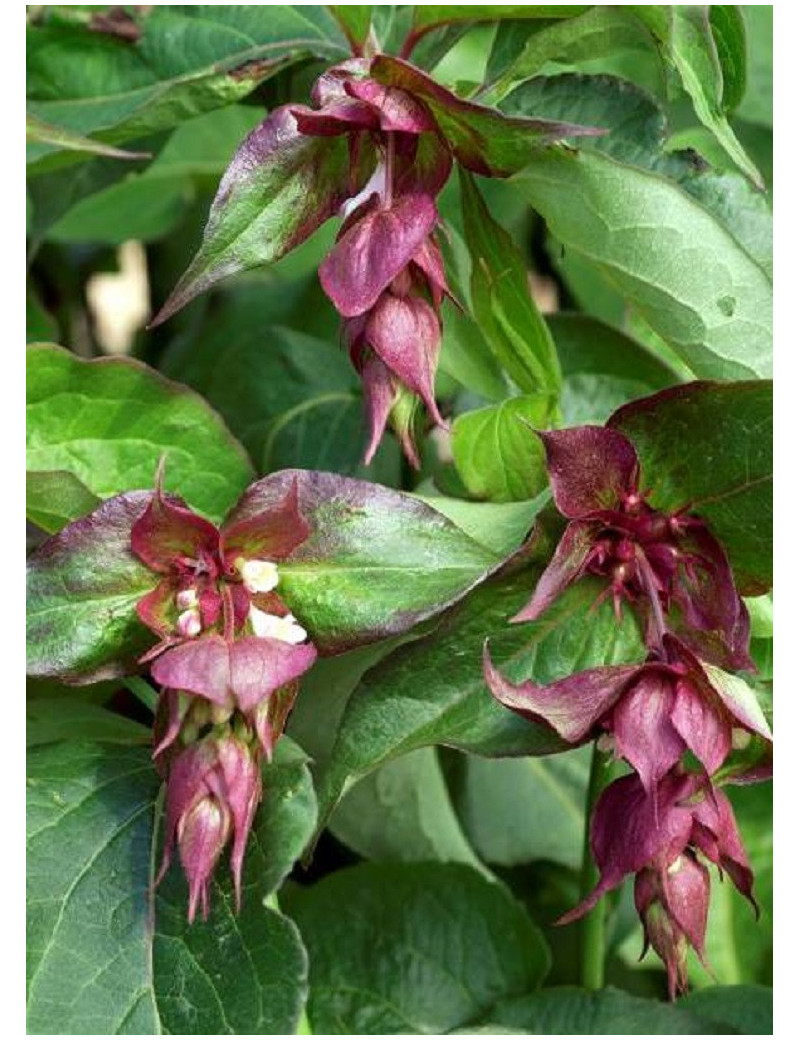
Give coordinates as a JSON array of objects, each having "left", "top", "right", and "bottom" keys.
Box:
[
  {"left": 177, "top": 608, "right": 202, "bottom": 637},
  {"left": 178, "top": 796, "right": 232, "bottom": 924}
]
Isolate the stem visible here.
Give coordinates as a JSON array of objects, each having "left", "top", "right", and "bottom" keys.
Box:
[{"left": 579, "top": 741, "right": 607, "bottom": 990}]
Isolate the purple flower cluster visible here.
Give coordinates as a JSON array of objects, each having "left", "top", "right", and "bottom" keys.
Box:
[
  {"left": 131, "top": 475, "right": 317, "bottom": 920},
  {"left": 484, "top": 425, "right": 771, "bottom": 996}
]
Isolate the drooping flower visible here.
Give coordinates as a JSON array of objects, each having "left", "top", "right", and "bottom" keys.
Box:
[
  {"left": 157, "top": 731, "right": 263, "bottom": 922},
  {"left": 513, "top": 426, "right": 753, "bottom": 669},
  {"left": 131, "top": 474, "right": 317, "bottom": 714},
  {"left": 559, "top": 769, "right": 757, "bottom": 998},
  {"left": 321, "top": 193, "right": 450, "bottom": 465},
  {"left": 483, "top": 634, "right": 771, "bottom": 797}
]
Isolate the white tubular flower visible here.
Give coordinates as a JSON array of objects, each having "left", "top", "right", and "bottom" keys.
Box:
[
  {"left": 249, "top": 606, "right": 308, "bottom": 644},
  {"left": 176, "top": 588, "right": 199, "bottom": 610},
  {"left": 237, "top": 558, "right": 280, "bottom": 594},
  {"left": 177, "top": 608, "right": 202, "bottom": 638}
]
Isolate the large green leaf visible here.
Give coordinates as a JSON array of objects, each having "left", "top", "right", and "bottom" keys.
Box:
[
  {"left": 737, "top": 6, "right": 772, "bottom": 128},
  {"left": 329, "top": 747, "right": 485, "bottom": 871},
  {"left": 459, "top": 169, "right": 560, "bottom": 394},
  {"left": 26, "top": 6, "right": 347, "bottom": 155},
  {"left": 27, "top": 344, "right": 254, "bottom": 524},
  {"left": 609, "top": 381, "right": 773, "bottom": 593},
  {"left": 27, "top": 739, "right": 315, "bottom": 1034},
  {"left": 454, "top": 746, "right": 591, "bottom": 870},
  {"left": 48, "top": 106, "right": 264, "bottom": 245},
  {"left": 681, "top": 985, "right": 772, "bottom": 1034},
  {"left": 329, "top": 5, "right": 373, "bottom": 52},
  {"left": 26, "top": 470, "right": 101, "bottom": 535},
  {"left": 26, "top": 113, "right": 151, "bottom": 167},
  {"left": 512, "top": 149, "right": 772, "bottom": 380},
  {"left": 631, "top": 6, "right": 760, "bottom": 185},
  {"left": 502, "top": 74, "right": 773, "bottom": 276},
  {"left": 488, "top": 986, "right": 726, "bottom": 1034},
  {"left": 286, "top": 863, "right": 550, "bottom": 1034},
  {"left": 549, "top": 314, "right": 677, "bottom": 426},
  {"left": 314, "top": 574, "right": 644, "bottom": 827},
  {"left": 26, "top": 699, "right": 151, "bottom": 748},
  {"left": 484, "top": 6, "right": 659, "bottom": 102},
  {"left": 411, "top": 5, "right": 589, "bottom": 34},
  {"left": 452, "top": 395, "right": 551, "bottom": 502}
]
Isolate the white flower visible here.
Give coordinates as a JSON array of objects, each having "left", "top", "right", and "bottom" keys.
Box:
[
  {"left": 237, "top": 558, "right": 280, "bottom": 594},
  {"left": 177, "top": 608, "right": 202, "bottom": 637},
  {"left": 249, "top": 606, "right": 307, "bottom": 644},
  {"left": 176, "top": 587, "right": 199, "bottom": 610}
]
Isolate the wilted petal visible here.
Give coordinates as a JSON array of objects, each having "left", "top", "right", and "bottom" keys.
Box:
[
  {"left": 221, "top": 478, "right": 311, "bottom": 566},
  {"left": 131, "top": 490, "right": 219, "bottom": 573},
  {"left": 157, "top": 740, "right": 219, "bottom": 885},
  {"left": 512, "top": 520, "right": 599, "bottom": 623},
  {"left": 483, "top": 644, "right": 640, "bottom": 743},
  {"left": 612, "top": 672, "right": 685, "bottom": 797},
  {"left": 411, "top": 234, "right": 451, "bottom": 308},
  {"left": 252, "top": 681, "right": 300, "bottom": 759},
  {"left": 365, "top": 292, "right": 445, "bottom": 426},
  {"left": 539, "top": 427, "right": 640, "bottom": 518},
  {"left": 344, "top": 78, "right": 436, "bottom": 133},
  {"left": 319, "top": 193, "right": 438, "bottom": 316}
]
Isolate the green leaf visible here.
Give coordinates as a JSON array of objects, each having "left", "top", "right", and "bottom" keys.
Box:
[
  {"left": 26, "top": 699, "right": 151, "bottom": 747},
  {"left": 330, "top": 5, "right": 373, "bottom": 51},
  {"left": 26, "top": 7, "right": 347, "bottom": 151},
  {"left": 26, "top": 112, "right": 151, "bottom": 167},
  {"left": 631, "top": 5, "right": 761, "bottom": 185},
  {"left": 681, "top": 985, "right": 772, "bottom": 1034},
  {"left": 489, "top": 986, "right": 724, "bottom": 1034},
  {"left": 162, "top": 304, "right": 400, "bottom": 481},
  {"left": 709, "top": 6, "right": 747, "bottom": 113},
  {"left": 609, "top": 381, "right": 772, "bottom": 593},
  {"left": 330, "top": 747, "right": 485, "bottom": 871},
  {"left": 484, "top": 6, "right": 659, "bottom": 102},
  {"left": 452, "top": 395, "right": 552, "bottom": 502},
  {"left": 737, "top": 6, "right": 772, "bottom": 128},
  {"left": 26, "top": 492, "right": 158, "bottom": 681},
  {"left": 27, "top": 739, "right": 314, "bottom": 1033},
  {"left": 234, "top": 469, "right": 506, "bottom": 654},
  {"left": 512, "top": 149, "right": 772, "bottom": 380},
  {"left": 286, "top": 863, "right": 550, "bottom": 1034},
  {"left": 502, "top": 74, "right": 773, "bottom": 275},
  {"left": 460, "top": 169, "right": 560, "bottom": 394},
  {"left": 27, "top": 344, "right": 254, "bottom": 523},
  {"left": 549, "top": 313, "right": 677, "bottom": 425},
  {"left": 314, "top": 573, "right": 643, "bottom": 828},
  {"left": 455, "top": 746, "right": 591, "bottom": 870},
  {"left": 414, "top": 493, "right": 545, "bottom": 556},
  {"left": 411, "top": 6, "right": 590, "bottom": 35},
  {"left": 26, "top": 470, "right": 101, "bottom": 534}
]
